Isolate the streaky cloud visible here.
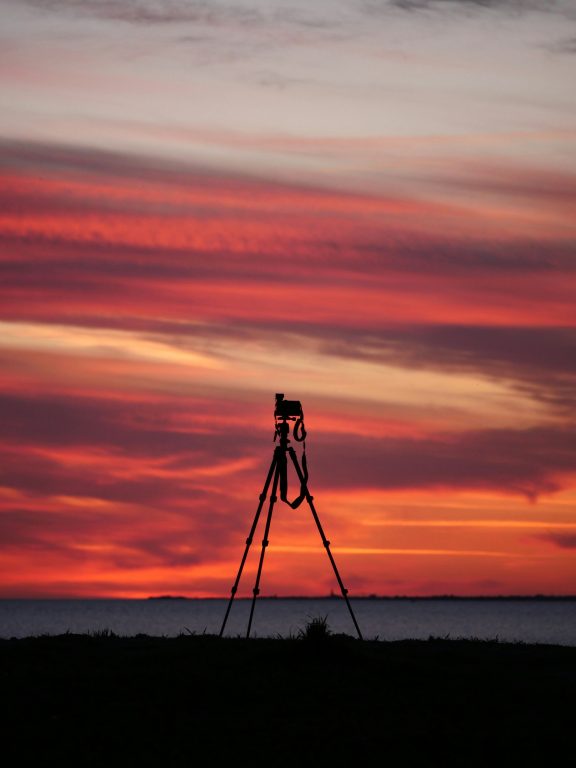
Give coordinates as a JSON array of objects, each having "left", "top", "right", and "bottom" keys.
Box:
[
  {"left": 1, "top": 392, "right": 575, "bottom": 500},
  {"left": 540, "top": 532, "right": 576, "bottom": 549},
  {"left": 313, "top": 426, "right": 576, "bottom": 499},
  {"left": 386, "top": 0, "right": 576, "bottom": 17},
  {"left": 21, "top": 0, "right": 337, "bottom": 31}
]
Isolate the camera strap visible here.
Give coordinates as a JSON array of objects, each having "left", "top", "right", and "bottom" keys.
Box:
[
  {"left": 279, "top": 447, "right": 308, "bottom": 509},
  {"left": 293, "top": 417, "right": 307, "bottom": 442}
]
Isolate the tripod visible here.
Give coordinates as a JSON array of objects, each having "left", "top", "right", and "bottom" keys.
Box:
[{"left": 219, "top": 396, "right": 363, "bottom": 640}]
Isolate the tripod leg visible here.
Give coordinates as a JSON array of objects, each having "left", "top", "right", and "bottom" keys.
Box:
[
  {"left": 219, "top": 453, "right": 278, "bottom": 637},
  {"left": 288, "top": 448, "right": 363, "bottom": 640},
  {"left": 246, "top": 462, "right": 281, "bottom": 639}
]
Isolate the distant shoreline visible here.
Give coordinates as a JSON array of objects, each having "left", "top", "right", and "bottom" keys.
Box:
[
  {"left": 147, "top": 594, "right": 576, "bottom": 601},
  {"left": 2, "top": 594, "right": 575, "bottom": 601}
]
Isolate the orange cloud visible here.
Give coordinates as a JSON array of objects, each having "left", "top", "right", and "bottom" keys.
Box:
[{"left": 1, "top": 141, "right": 575, "bottom": 597}]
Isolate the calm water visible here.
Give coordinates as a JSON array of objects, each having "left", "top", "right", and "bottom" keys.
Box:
[{"left": 1, "top": 598, "right": 575, "bottom": 645}]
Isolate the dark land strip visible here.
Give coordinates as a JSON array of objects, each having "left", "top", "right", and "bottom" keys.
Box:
[{"left": 1, "top": 634, "right": 574, "bottom": 766}]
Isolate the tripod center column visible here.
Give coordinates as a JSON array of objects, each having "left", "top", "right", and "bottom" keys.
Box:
[{"left": 276, "top": 419, "right": 291, "bottom": 450}]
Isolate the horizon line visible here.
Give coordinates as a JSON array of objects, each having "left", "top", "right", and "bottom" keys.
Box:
[{"left": 2, "top": 594, "right": 576, "bottom": 601}]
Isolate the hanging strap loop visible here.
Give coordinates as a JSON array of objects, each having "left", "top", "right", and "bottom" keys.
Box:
[
  {"left": 280, "top": 449, "right": 308, "bottom": 509},
  {"left": 293, "top": 417, "right": 306, "bottom": 442}
]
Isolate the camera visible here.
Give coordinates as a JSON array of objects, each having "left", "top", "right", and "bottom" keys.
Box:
[{"left": 275, "top": 393, "right": 303, "bottom": 420}]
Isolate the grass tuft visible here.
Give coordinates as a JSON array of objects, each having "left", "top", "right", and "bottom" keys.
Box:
[
  {"left": 297, "top": 615, "right": 332, "bottom": 641},
  {"left": 90, "top": 629, "right": 118, "bottom": 638}
]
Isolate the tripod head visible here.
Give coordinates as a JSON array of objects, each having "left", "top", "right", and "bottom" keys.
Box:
[{"left": 274, "top": 393, "right": 307, "bottom": 444}]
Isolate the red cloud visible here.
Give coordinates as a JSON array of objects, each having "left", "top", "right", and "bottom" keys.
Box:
[{"left": 1, "top": 140, "right": 576, "bottom": 597}]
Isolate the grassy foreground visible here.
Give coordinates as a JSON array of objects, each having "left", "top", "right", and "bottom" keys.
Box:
[{"left": 1, "top": 632, "right": 574, "bottom": 766}]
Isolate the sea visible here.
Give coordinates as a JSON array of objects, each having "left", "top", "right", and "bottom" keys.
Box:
[{"left": 1, "top": 598, "right": 575, "bottom": 645}]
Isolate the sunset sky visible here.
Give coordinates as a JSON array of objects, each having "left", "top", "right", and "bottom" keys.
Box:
[{"left": 1, "top": 0, "right": 576, "bottom": 598}]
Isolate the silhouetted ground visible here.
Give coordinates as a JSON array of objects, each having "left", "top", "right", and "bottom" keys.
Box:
[{"left": 1, "top": 633, "right": 573, "bottom": 766}]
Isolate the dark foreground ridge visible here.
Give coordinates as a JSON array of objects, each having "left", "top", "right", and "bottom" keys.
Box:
[{"left": 1, "top": 633, "right": 574, "bottom": 766}]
